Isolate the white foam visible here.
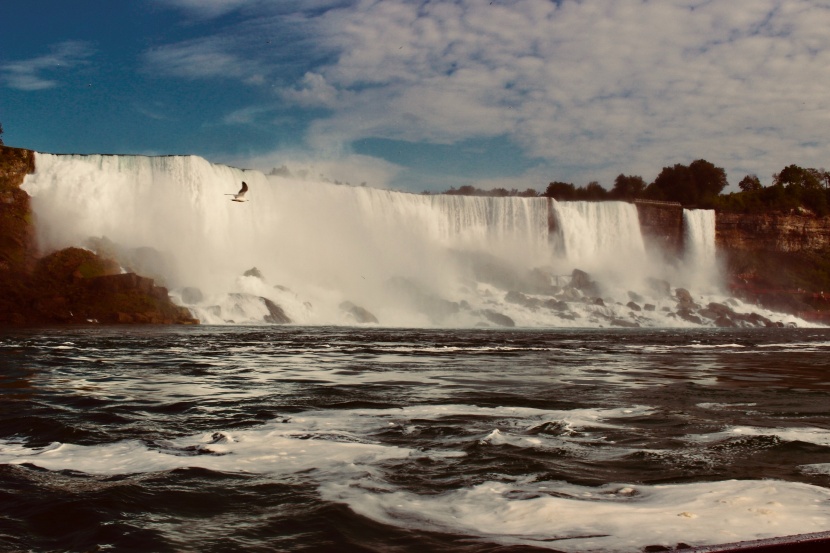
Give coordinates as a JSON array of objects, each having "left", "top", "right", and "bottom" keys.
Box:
[
  {"left": 320, "top": 478, "right": 830, "bottom": 552},
  {"left": 0, "top": 404, "right": 653, "bottom": 476},
  {"left": 688, "top": 426, "right": 830, "bottom": 447}
]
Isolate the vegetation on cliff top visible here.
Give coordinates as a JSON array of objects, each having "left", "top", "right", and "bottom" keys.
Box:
[{"left": 440, "top": 158, "right": 830, "bottom": 216}]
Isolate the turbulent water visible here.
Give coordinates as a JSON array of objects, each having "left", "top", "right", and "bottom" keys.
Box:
[
  {"left": 2, "top": 326, "right": 830, "bottom": 552},
  {"left": 19, "top": 152, "right": 796, "bottom": 329}
]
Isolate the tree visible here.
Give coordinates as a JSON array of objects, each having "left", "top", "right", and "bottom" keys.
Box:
[
  {"left": 0, "top": 121, "right": 4, "bottom": 146},
  {"left": 738, "top": 174, "right": 762, "bottom": 193},
  {"left": 774, "top": 164, "right": 827, "bottom": 215},
  {"left": 775, "top": 164, "right": 823, "bottom": 191},
  {"left": 543, "top": 181, "right": 576, "bottom": 200},
  {"left": 580, "top": 181, "right": 607, "bottom": 200},
  {"left": 647, "top": 159, "right": 727, "bottom": 206},
  {"left": 611, "top": 174, "right": 646, "bottom": 200}
]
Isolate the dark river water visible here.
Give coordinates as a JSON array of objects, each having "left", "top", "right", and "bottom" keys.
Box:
[{"left": 1, "top": 326, "right": 830, "bottom": 552}]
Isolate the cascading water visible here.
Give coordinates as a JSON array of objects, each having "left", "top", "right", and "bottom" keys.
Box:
[
  {"left": 682, "top": 208, "right": 719, "bottom": 291},
  {"left": 21, "top": 153, "right": 801, "bottom": 327}
]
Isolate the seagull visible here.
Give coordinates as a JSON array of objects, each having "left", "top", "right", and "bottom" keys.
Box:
[{"left": 227, "top": 181, "right": 248, "bottom": 202}]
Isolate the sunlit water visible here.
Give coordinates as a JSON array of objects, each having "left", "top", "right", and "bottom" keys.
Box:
[{"left": 2, "top": 326, "right": 830, "bottom": 552}]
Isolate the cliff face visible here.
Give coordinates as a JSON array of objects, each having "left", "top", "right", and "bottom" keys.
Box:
[
  {"left": 716, "top": 212, "right": 830, "bottom": 252},
  {"left": 0, "top": 145, "right": 198, "bottom": 325},
  {"left": 634, "top": 200, "right": 684, "bottom": 257},
  {"left": 716, "top": 211, "right": 830, "bottom": 315}
]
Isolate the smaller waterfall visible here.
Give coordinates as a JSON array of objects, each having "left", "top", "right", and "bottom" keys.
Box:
[{"left": 683, "top": 209, "right": 719, "bottom": 291}]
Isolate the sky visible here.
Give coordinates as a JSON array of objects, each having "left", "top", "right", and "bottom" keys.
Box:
[{"left": 1, "top": 0, "right": 829, "bottom": 193}]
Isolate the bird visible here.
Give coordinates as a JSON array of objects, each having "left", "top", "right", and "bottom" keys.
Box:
[{"left": 227, "top": 181, "right": 248, "bottom": 202}]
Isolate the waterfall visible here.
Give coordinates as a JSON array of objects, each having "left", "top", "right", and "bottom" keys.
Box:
[
  {"left": 683, "top": 209, "right": 719, "bottom": 290},
  {"left": 21, "top": 153, "right": 742, "bottom": 327}
]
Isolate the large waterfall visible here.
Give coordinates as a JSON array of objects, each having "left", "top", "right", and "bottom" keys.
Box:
[{"left": 21, "top": 153, "right": 741, "bottom": 327}]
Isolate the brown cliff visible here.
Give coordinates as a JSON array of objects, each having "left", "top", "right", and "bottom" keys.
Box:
[
  {"left": 716, "top": 211, "right": 830, "bottom": 315},
  {"left": 634, "top": 200, "right": 684, "bottom": 258},
  {"left": 0, "top": 145, "right": 198, "bottom": 325}
]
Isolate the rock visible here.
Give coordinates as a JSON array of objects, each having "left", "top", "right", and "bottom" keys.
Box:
[
  {"left": 339, "top": 301, "right": 379, "bottom": 324},
  {"left": 707, "top": 302, "right": 735, "bottom": 317},
  {"left": 677, "top": 308, "right": 702, "bottom": 325},
  {"left": 626, "top": 301, "right": 642, "bottom": 312},
  {"left": 262, "top": 297, "right": 291, "bottom": 324},
  {"left": 697, "top": 308, "right": 718, "bottom": 320},
  {"left": 479, "top": 309, "right": 515, "bottom": 327},
  {"left": 542, "top": 299, "right": 569, "bottom": 311},
  {"left": 505, "top": 290, "right": 541, "bottom": 310},
  {"left": 675, "top": 288, "right": 694, "bottom": 304},
  {"left": 627, "top": 291, "right": 645, "bottom": 303},
  {"left": 610, "top": 318, "right": 640, "bottom": 328},
  {"left": 244, "top": 267, "right": 264, "bottom": 279},
  {"left": 571, "top": 269, "right": 600, "bottom": 295},
  {"left": 715, "top": 316, "right": 737, "bottom": 328},
  {"left": 644, "top": 304, "right": 656, "bottom": 312}
]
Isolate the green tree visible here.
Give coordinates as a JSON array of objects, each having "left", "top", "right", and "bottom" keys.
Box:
[
  {"left": 738, "top": 174, "right": 762, "bottom": 193},
  {"left": 543, "top": 181, "right": 577, "bottom": 200},
  {"left": 647, "top": 159, "right": 727, "bottom": 206},
  {"left": 774, "top": 164, "right": 828, "bottom": 215},
  {"left": 579, "top": 181, "right": 608, "bottom": 200},
  {"left": 611, "top": 174, "right": 646, "bottom": 200}
]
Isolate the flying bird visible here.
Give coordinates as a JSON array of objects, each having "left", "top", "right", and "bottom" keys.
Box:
[{"left": 227, "top": 181, "right": 248, "bottom": 202}]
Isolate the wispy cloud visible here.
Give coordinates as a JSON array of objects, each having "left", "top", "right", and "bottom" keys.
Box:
[
  {"left": 149, "top": 0, "right": 830, "bottom": 186},
  {"left": 143, "top": 38, "right": 265, "bottom": 81},
  {"left": 1, "top": 41, "right": 95, "bottom": 91}
]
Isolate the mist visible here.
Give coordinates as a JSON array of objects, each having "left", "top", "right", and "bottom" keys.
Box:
[{"left": 21, "top": 152, "right": 746, "bottom": 327}]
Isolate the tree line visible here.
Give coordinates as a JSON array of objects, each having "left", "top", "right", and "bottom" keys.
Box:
[{"left": 438, "top": 159, "right": 830, "bottom": 215}]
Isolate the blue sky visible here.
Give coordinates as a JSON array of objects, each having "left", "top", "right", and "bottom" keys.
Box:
[{"left": 2, "top": 1, "right": 829, "bottom": 193}]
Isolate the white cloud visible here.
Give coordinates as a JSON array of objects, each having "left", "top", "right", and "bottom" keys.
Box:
[
  {"left": 1, "top": 41, "right": 94, "bottom": 91},
  {"left": 143, "top": 39, "right": 263, "bottom": 80},
  {"left": 285, "top": 0, "right": 830, "bottom": 185},
  {"left": 148, "top": 0, "right": 830, "bottom": 187},
  {"left": 281, "top": 72, "right": 343, "bottom": 108}
]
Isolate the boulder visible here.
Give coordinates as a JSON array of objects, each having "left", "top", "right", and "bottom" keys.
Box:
[
  {"left": 262, "top": 297, "right": 291, "bottom": 324},
  {"left": 626, "top": 301, "right": 642, "bottom": 312},
  {"left": 543, "top": 299, "right": 569, "bottom": 311},
  {"left": 610, "top": 318, "right": 640, "bottom": 328},
  {"left": 339, "top": 301, "right": 379, "bottom": 324},
  {"left": 505, "top": 290, "right": 541, "bottom": 310},
  {"left": 479, "top": 309, "right": 515, "bottom": 327}
]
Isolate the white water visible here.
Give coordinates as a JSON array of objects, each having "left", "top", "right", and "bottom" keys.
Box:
[
  {"left": 21, "top": 153, "right": 796, "bottom": 327},
  {"left": 683, "top": 208, "right": 719, "bottom": 291},
  {"left": 3, "top": 403, "right": 830, "bottom": 552}
]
